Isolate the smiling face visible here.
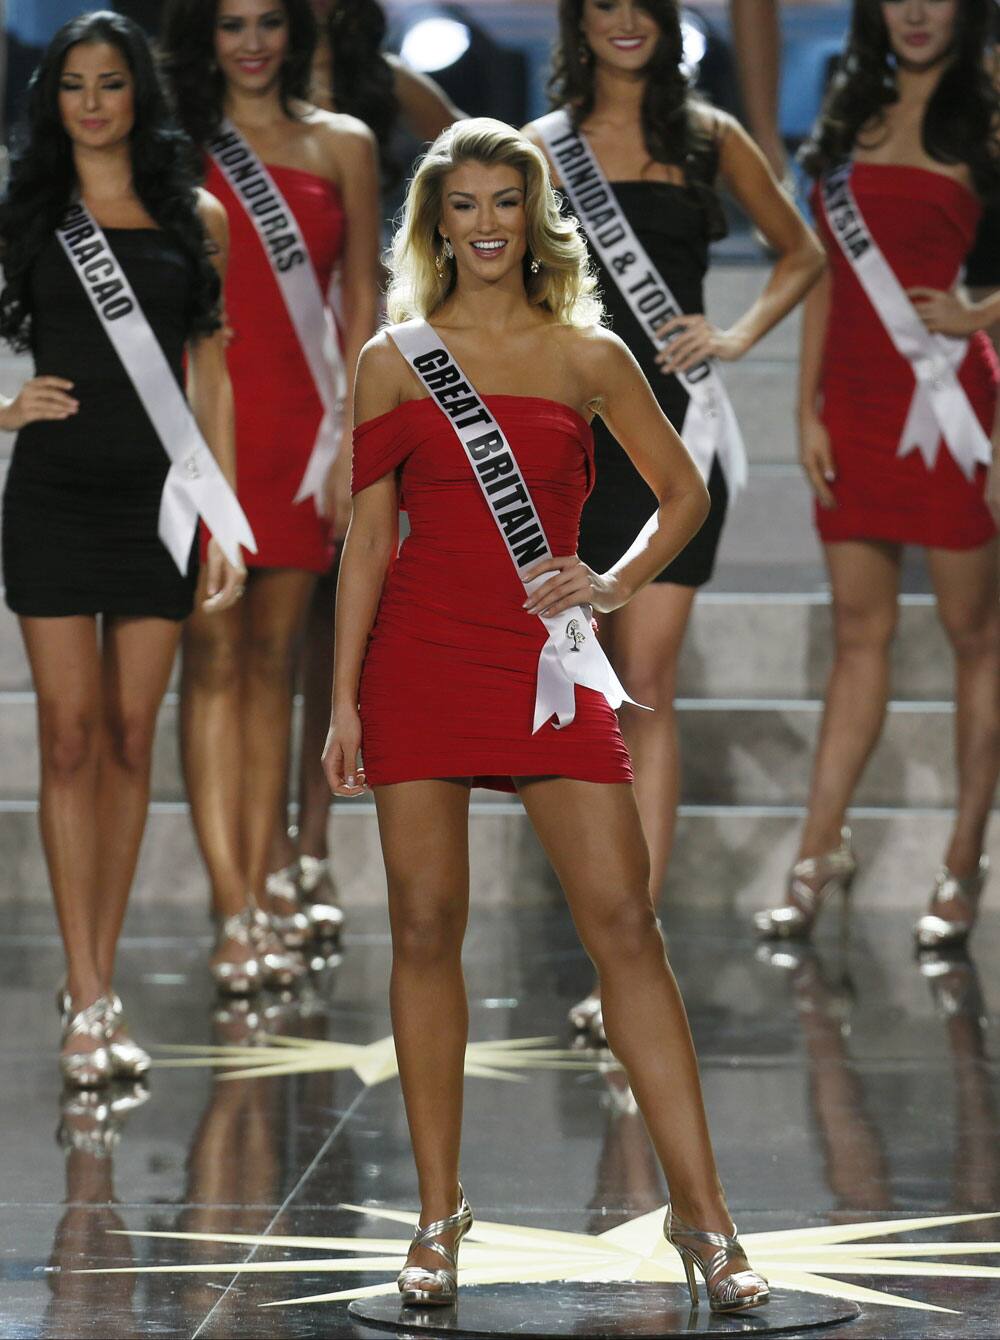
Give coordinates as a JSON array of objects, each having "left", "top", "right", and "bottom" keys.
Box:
[
  {"left": 580, "top": 0, "right": 661, "bottom": 73},
  {"left": 215, "top": 0, "right": 289, "bottom": 95},
  {"left": 438, "top": 160, "right": 529, "bottom": 290},
  {"left": 57, "top": 40, "right": 136, "bottom": 152},
  {"left": 880, "top": 0, "right": 958, "bottom": 70}
]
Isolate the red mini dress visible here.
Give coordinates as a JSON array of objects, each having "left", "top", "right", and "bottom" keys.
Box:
[
  {"left": 352, "top": 395, "right": 634, "bottom": 791},
  {"left": 814, "top": 164, "right": 998, "bottom": 550},
  {"left": 204, "top": 160, "right": 346, "bottom": 571}
]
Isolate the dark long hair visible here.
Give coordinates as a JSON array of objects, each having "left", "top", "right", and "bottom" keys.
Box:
[
  {"left": 327, "top": 0, "right": 400, "bottom": 185},
  {"left": 801, "top": 0, "right": 1000, "bottom": 199},
  {"left": 0, "top": 11, "right": 221, "bottom": 353},
  {"left": 548, "top": 0, "right": 723, "bottom": 234},
  {"left": 159, "top": 0, "right": 317, "bottom": 147}
]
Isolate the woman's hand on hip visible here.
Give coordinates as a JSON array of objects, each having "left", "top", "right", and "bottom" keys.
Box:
[
  {"left": 202, "top": 538, "right": 247, "bottom": 613},
  {"left": 0, "top": 377, "right": 78, "bottom": 431},
  {"left": 323, "top": 711, "right": 368, "bottom": 797},
  {"left": 654, "top": 315, "right": 748, "bottom": 376},
  {"left": 907, "top": 287, "right": 978, "bottom": 338},
  {"left": 522, "top": 555, "right": 619, "bottom": 617},
  {"left": 799, "top": 415, "right": 837, "bottom": 509}
]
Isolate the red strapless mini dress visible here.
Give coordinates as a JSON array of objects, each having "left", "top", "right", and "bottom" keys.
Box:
[
  {"left": 352, "top": 396, "right": 634, "bottom": 791},
  {"left": 814, "top": 164, "right": 998, "bottom": 549},
  {"left": 204, "top": 160, "right": 346, "bottom": 571}
]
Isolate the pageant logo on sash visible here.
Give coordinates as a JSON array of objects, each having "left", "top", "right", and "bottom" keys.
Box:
[
  {"left": 535, "top": 108, "right": 747, "bottom": 495},
  {"left": 820, "top": 163, "right": 992, "bottom": 479},
  {"left": 56, "top": 203, "right": 256, "bottom": 572},
  {"left": 208, "top": 121, "right": 347, "bottom": 511},
  {"left": 389, "top": 319, "right": 643, "bottom": 733}
]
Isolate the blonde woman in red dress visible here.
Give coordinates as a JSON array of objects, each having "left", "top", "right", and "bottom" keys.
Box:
[{"left": 323, "top": 119, "right": 769, "bottom": 1315}]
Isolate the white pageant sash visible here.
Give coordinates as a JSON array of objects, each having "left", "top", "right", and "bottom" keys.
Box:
[
  {"left": 388, "top": 320, "right": 642, "bottom": 734},
  {"left": 820, "top": 164, "right": 991, "bottom": 479},
  {"left": 536, "top": 108, "right": 747, "bottom": 496},
  {"left": 208, "top": 121, "right": 347, "bottom": 509},
  {"left": 55, "top": 203, "right": 256, "bottom": 573}
]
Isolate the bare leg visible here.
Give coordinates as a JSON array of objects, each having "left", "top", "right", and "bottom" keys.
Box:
[
  {"left": 798, "top": 541, "right": 902, "bottom": 859},
  {"left": 94, "top": 616, "right": 182, "bottom": 986},
  {"left": 928, "top": 541, "right": 1000, "bottom": 880},
  {"left": 295, "top": 565, "right": 338, "bottom": 860},
  {"left": 374, "top": 780, "right": 472, "bottom": 1277},
  {"left": 180, "top": 570, "right": 247, "bottom": 922},
  {"left": 19, "top": 617, "right": 104, "bottom": 1017},
  {"left": 730, "top": 0, "right": 787, "bottom": 179},
  {"left": 517, "top": 777, "right": 747, "bottom": 1255},
  {"left": 610, "top": 583, "right": 698, "bottom": 898},
  {"left": 241, "top": 568, "right": 317, "bottom": 901}
]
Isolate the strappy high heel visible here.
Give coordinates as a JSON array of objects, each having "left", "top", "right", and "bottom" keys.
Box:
[
  {"left": 264, "top": 865, "right": 312, "bottom": 948},
  {"left": 250, "top": 909, "right": 307, "bottom": 989},
  {"left": 297, "top": 855, "right": 345, "bottom": 941},
  {"left": 59, "top": 995, "right": 114, "bottom": 1089},
  {"left": 914, "top": 857, "right": 989, "bottom": 951},
  {"left": 397, "top": 1185, "right": 474, "bottom": 1307},
  {"left": 664, "top": 1207, "right": 769, "bottom": 1313},
  {"left": 210, "top": 910, "right": 262, "bottom": 996},
  {"left": 753, "top": 828, "right": 857, "bottom": 940},
  {"left": 102, "top": 994, "right": 151, "bottom": 1081}
]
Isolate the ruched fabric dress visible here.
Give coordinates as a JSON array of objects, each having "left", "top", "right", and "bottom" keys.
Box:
[
  {"left": 352, "top": 395, "right": 633, "bottom": 791},
  {"left": 576, "top": 161, "right": 729, "bottom": 587},
  {"left": 814, "top": 164, "right": 998, "bottom": 549},
  {"left": 3, "top": 229, "right": 199, "bottom": 619},
  {"left": 203, "top": 160, "right": 346, "bottom": 571}
]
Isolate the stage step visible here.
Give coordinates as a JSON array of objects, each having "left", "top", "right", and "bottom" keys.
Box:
[
  {"left": 0, "top": 691, "right": 965, "bottom": 807},
  {"left": 0, "top": 802, "right": 991, "bottom": 913}
]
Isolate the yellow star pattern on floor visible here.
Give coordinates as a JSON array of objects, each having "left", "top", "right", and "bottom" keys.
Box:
[
  {"left": 153, "top": 1034, "right": 610, "bottom": 1086},
  {"left": 90, "top": 1208, "right": 1000, "bottom": 1315}
]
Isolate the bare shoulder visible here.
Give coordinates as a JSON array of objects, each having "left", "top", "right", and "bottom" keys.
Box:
[
  {"left": 195, "top": 188, "right": 229, "bottom": 246},
  {"left": 307, "top": 108, "right": 376, "bottom": 152},
  {"left": 692, "top": 103, "right": 737, "bottom": 144},
  {"left": 562, "top": 323, "right": 635, "bottom": 379},
  {"left": 356, "top": 328, "right": 411, "bottom": 420}
]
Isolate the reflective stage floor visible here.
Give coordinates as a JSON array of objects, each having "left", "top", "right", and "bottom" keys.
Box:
[{"left": 3, "top": 900, "right": 1000, "bottom": 1339}]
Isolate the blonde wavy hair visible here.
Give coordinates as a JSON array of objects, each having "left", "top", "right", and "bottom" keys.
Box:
[{"left": 386, "top": 117, "right": 604, "bottom": 328}]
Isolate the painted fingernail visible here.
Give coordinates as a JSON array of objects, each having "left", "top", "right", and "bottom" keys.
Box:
[
  {"left": 347, "top": 775, "right": 355, "bottom": 787},
  {"left": 824, "top": 470, "right": 835, "bottom": 481}
]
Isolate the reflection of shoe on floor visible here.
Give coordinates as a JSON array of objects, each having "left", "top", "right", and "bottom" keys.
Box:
[
  {"left": 56, "top": 1083, "right": 149, "bottom": 1157},
  {"left": 919, "top": 950, "right": 987, "bottom": 1023},
  {"left": 756, "top": 943, "right": 854, "bottom": 1031},
  {"left": 211, "top": 998, "right": 261, "bottom": 1046}
]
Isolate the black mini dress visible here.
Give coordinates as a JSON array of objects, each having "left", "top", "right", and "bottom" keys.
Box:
[
  {"left": 2, "top": 228, "right": 199, "bottom": 619},
  {"left": 576, "top": 162, "right": 730, "bottom": 588}
]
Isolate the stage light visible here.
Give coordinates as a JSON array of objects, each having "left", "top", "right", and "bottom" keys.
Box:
[{"left": 399, "top": 15, "right": 472, "bottom": 74}]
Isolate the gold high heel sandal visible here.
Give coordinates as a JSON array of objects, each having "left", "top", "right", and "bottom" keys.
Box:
[
  {"left": 210, "top": 911, "right": 262, "bottom": 996},
  {"left": 264, "top": 865, "right": 312, "bottom": 948},
  {"left": 753, "top": 828, "right": 857, "bottom": 940},
  {"left": 397, "top": 1186, "right": 474, "bottom": 1308},
  {"left": 59, "top": 995, "right": 114, "bottom": 1089},
  {"left": 296, "top": 855, "right": 345, "bottom": 941},
  {"left": 250, "top": 909, "right": 307, "bottom": 989},
  {"left": 914, "top": 857, "right": 989, "bottom": 951},
  {"left": 664, "top": 1207, "right": 769, "bottom": 1313},
  {"left": 103, "top": 994, "right": 151, "bottom": 1081}
]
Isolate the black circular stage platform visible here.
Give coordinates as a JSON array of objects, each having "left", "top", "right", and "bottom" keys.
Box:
[{"left": 349, "top": 1283, "right": 861, "bottom": 1337}]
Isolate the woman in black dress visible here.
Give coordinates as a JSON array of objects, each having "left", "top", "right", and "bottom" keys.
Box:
[
  {"left": 526, "top": 0, "right": 824, "bottom": 1039},
  {"left": 0, "top": 12, "right": 245, "bottom": 1086}
]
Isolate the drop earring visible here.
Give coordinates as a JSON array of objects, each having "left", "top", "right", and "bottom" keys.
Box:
[
  {"left": 530, "top": 257, "right": 542, "bottom": 275},
  {"left": 436, "top": 239, "right": 454, "bottom": 277},
  {"left": 578, "top": 38, "right": 591, "bottom": 64}
]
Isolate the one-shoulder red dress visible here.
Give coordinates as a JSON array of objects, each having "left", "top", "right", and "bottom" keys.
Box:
[
  {"left": 352, "top": 395, "right": 634, "bottom": 791},
  {"left": 813, "top": 164, "right": 998, "bottom": 549},
  {"left": 204, "top": 160, "right": 346, "bottom": 571}
]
